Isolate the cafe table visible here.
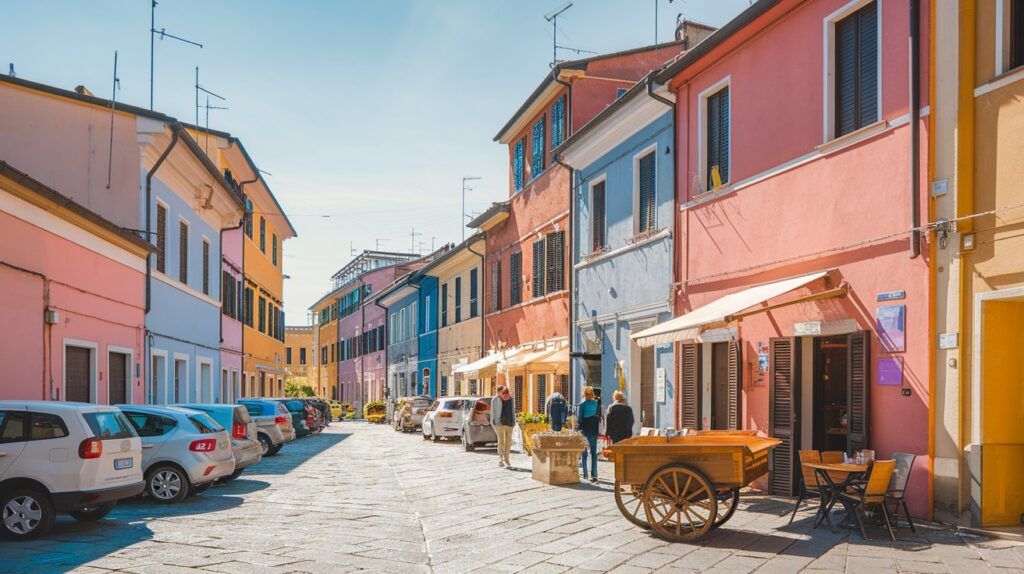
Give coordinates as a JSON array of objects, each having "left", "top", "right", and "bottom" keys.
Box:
[{"left": 801, "top": 461, "right": 871, "bottom": 532}]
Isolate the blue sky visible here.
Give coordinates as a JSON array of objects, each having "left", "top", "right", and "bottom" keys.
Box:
[{"left": 3, "top": 0, "right": 749, "bottom": 323}]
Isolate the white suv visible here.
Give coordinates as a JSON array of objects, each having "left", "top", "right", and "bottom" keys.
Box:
[{"left": 0, "top": 402, "right": 144, "bottom": 540}]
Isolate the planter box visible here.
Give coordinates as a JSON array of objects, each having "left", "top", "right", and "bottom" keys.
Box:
[{"left": 530, "top": 432, "right": 587, "bottom": 485}]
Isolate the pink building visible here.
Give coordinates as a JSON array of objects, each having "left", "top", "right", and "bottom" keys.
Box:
[
  {"left": 0, "top": 161, "right": 151, "bottom": 404},
  {"left": 636, "top": 0, "right": 930, "bottom": 515},
  {"left": 338, "top": 265, "right": 399, "bottom": 408}
]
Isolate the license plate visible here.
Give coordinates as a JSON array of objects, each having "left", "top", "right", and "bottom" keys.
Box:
[{"left": 114, "top": 457, "right": 133, "bottom": 470}]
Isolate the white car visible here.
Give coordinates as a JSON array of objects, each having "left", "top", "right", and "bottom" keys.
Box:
[
  {"left": 0, "top": 401, "right": 144, "bottom": 540},
  {"left": 421, "top": 397, "right": 475, "bottom": 442}
]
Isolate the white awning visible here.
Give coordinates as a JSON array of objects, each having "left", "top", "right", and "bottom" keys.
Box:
[
  {"left": 631, "top": 271, "right": 829, "bottom": 348},
  {"left": 452, "top": 349, "right": 520, "bottom": 377}
]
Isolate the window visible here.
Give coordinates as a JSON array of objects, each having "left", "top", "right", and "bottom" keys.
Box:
[
  {"left": 454, "top": 277, "right": 462, "bottom": 323},
  {"left": 469, "top": 268, "right": 478, "bottom": 318},
  {"left": 1011, "top": 0, "right": 1024, "bottom": 70},
  {"left": 513, "top": 376, "right": 524, "bottom": 414},
  {"left": 491, "top": 260, "right": 502, "bottom": 312},
  {"left": 441, "top": 283, "right": 448, "bottom": 326},
  {"left": 424, "top": 295, "right": 431, "bottom": 331},
  {"left": 29, "top": 413, "right": 69, "bottom": 441},
  {"left": 591, "top": 180, "right": 606, "bottom": 251},
  {"left": 258, "top": 217, "right": 266, "bottom": 253},
  {"left": 258, "top": 297, "right": 266, "bottom": 333},
  {"left": 469, "top": 379, "right": 478, "bottom": 395},
  {"left": 82, "top": 411, "right": 135, "bottom": 439},
  {"left": 155, "top": 203, "right": 167, "bottom": 273},
  {"left": 535, "top": 374, "right": 547, "bottom": 414},
  {"left": 616, "top": 87, "right": 628, "bottom": 99},
  {"left": 202, "top": 239, "right": 210, "bottom": 295},
  {"left": 244, "top": 287, "right": 254, "bottom": 327},
  {"left": 509, "top": 252, "right": 522, "bottom": 306},
  {"left": 330, "top": 343, "right": 335, "bottom": 363},
  {"left": 286, "top": 347, "right": 293, "bottom": 364},
  {"left": 272, "top": 235, "right": 278, "bottom": 266},
  {"left": 188, "top": 413, "right": 222, "bottom": 434},
  {"left": 833, "top": 1, "right": 878, "bottom": 138},
  {"left": 551, "top": 95, "right": 566, "bottom": 149},
  {"left": 557, "top": 374, "right": 570, "bottom": 398},
  {"left": 179, "top": 220, "right": 189, "bottom": 284},
  {"left": 300, "top": 347, "right": 307, "bottom": 365},
  {"left": 545, "top": 230, "right": 565, "bottom": 293},
  {"left": 531, "top": 115, "right": 546, "bottom": 177},
  {"left": 125, "top": 413, "right": 176, "bottom": 437},
  {"left": 244, "top": 198, "right": 253, "bottom": 238},
  {"left": 321, "top": 345, "right": 327, "bottom": 365},
  {"left": 532, "top": 239, "right": 546, "bottom": 298},
  {"left": 440, "top": 376, "right": 448, "bottom": 397},
  {"left": 513, "top": 138, "right": 525, "bottom": 192},
  {"left": 410, "top": 302, "right": 417, "bottom": 338},
  {"left": 638, "top": 151, "right": 658, "bottom": 231}
]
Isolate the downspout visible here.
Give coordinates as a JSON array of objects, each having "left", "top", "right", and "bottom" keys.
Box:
[
  {"left": 553, "top": 154, "right": 577, "bottom": 405},
  {"left": 372, "top": 294, "right": 391, "bottom": 404},
  {"left": 909, "top": 0, "right": 921, "bottom": 258},
  {"left": 231, "top": 174, "right": 259, "bottom": 384}
]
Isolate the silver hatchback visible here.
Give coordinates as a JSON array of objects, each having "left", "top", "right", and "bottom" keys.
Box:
[{"left": 118, "top": 406, "right": 235, "bottom": 504}]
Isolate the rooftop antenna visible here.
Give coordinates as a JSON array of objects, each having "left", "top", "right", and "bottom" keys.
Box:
[
  {"left": 350, "top": 241, "right": 357, "bottom": 256},
  {"left": 150, "top": 0, "right": 202, "bottom": 110},
  {"left": 7, "top": 63, "right": 14, "bottom": 77},
  {"left": 375, "top": 238, "right": 388, "bottom": 251},
  {"left": 544, "top": 2, "right": 573, "bottom": 67},
  {"left": 194, "top": 67, "right": 227, "bottom": 154},
  {"left": 431, "top": 237, "right": 437, "bottom": 252},
  {"left": 106, "top": 50, "right": 120, "bottom": 190},
  {"left": 461, "top": 176, "right": 481, "bottom": 241},
  {"left": 409, "top": 227, "right": 422, "bottom": 252}
]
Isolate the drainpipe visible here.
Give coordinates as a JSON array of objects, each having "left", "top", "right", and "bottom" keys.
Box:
[
  {"left": 553, "top": 154, "right": 577, "bottom": 405},
  {"left": 230, "top": 174, "right": 259, "bottom": 385},
  {"left": 646, "top": 73, "right": 678, "bottom": 313},
  {"left": 373, "top": 294, "right": 391, "bottom": 404},
  {"left": 908, "top": 0, "right": 921, "bottom": 258}
]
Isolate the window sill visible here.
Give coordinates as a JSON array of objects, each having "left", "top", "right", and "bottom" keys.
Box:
[
  {"left": 575, "top": 229, "right": 671, "bottom": 270},
  {"left": 816, "top": 120, "right": 887, "bottom": 155},
  {"left": 497, "top": 289, "right": 568, "bottom": 314}
]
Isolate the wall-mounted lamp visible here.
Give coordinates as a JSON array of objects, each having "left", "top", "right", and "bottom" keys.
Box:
[{"left": 961, "top": 233, "right": 976, "bottom": 252}]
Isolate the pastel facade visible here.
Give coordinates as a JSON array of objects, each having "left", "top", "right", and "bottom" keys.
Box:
[
  {"left": 0, "top": 162, "right": 151, "bottom": 404},
  {"left": 284, "top": 325, "right": 314, "bottom": 391},
  {"left": 379, "top": 271, "right": 440, "bottom": 401},
  {"left": 558, "top": 85, "right": 677, "bottom": 432},
  {"left": 652, "top": 0, "right": 931, "bottom": 515}
]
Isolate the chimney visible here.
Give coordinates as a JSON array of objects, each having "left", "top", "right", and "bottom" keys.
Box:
[
  {"left": 675, "top": 18, "right": 717, "bottom": 48},
  {"left": 74, "top": 85, "right": 94, "bottom": 97}
]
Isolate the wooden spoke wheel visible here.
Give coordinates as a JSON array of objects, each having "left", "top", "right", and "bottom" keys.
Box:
[
  {"left": 712, "top": 488, "right": 740, "bottom": 529},
  {"left": 642, "top": 464, "right": 717, "bottom": 542},
  {"left": 614, "top": 481, "right": 650, "bottom": 529}
]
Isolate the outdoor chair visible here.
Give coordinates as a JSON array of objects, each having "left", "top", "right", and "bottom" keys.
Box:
[
  {"left": 838, "top": 459, "right": 897, "bottom": 541},
  {"left": 820, "top": 450, "right": 848, "bottom": 482},
  {"left": 887, "top": 452, "right": 917, "bottom": 533},
  {"left": 789, "top": 450, "right": 822, "bottom": 524}
]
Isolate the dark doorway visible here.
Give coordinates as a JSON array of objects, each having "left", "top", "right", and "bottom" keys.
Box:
[
  {"left": 640, "top": 346, "right": 655, "bottom": 427},
  {"left": 109, "top": 352, "right": 129, "bottom": 405},
  {"left": 812, "top": 337, "right": 849, "bottom": 452},
  {"left": 174, "top": 360, "right": 185, "bottom": 402},
  {"left": 711, "top": 342, "right": 730, "bottom": 429},
  {"left": 66, "top": 346, "right": 92, "bottom": 403}
]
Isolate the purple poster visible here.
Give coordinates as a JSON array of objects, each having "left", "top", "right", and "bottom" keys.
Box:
[
  {"left": 877, "top": 357, "right": 903, "bottom": 386},
  {"left": 876, "top": 304, "right": 906, "bottom": 352}
]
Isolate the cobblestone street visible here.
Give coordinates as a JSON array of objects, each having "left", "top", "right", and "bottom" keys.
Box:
[{"left": 2, "top": 423, "right": 1022, "bottom": 573}]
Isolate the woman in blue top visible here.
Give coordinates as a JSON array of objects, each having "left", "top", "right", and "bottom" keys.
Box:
[{"left": 577, "top": 386, "right": 601, "bottom": 482}]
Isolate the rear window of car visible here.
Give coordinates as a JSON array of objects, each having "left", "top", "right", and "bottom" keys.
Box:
[
  {"left": 29, "top": 412, "right": 69, "bottom": 440},
  {"left": 285, "top": 401, "right": 305, "bottom": 412},
  {"left": 442, "top": 400, "right": 468, "bottom": 410},
  {"left": 232, "top": 407, "right": 252, "bottom": 425},
  {"left": 83, "top": 411, "right": 137, "bottom": 439},
  {"left": 276, "top": 403, "right": 290, "bottom": 415},
  {"left": 188, "top": 413, "right": 223, "bottom": 434},
  {"left": 242, "top": 403, "right": 263, "bottom": 417},
  {"left": 124, "top": 413, "right": 177, "bottom": 437}
]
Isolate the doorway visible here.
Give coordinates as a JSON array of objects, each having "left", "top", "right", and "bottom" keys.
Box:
[
  {"left": 173, "top": 359, "right": 186, "bottom": 403},
  {"left": 109, "top": 352, "right": 129, "bottom": 405},
  {"left": 711, "top": 342, "right": 730, "bottom": 430},
  {"left": 66, "top": 346, "right": 92, "bottom": 403},
  {"left": 812, "top": 337, "right": 849, "bottom": 452},
  {"left": 640, "top": 346, "right": 655, "bottom": 427}
]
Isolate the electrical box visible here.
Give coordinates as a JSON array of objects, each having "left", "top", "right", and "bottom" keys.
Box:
[{"left": 44, "top": 309, "right": 59, "bottom": 324}]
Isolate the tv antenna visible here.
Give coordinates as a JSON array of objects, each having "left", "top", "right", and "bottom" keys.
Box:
[
  {"left": 350, "top": 241, "right": 357, "bottom": 256},
  {"left": 409, "top": 227, "right": 422, "bottom": 252},
  {"left": 544, "top": 3, "right": 595, "bottom": 67},
  {"left": 106, "top": 50, "right": 120, "bottom": 190},
  {"left": 195, "top": 67, "right": 227, "bottom": 154},
  {"left": 375, "top": 238, "right": 389, "bottom": 251},
  {"left": 150, "top": 0, "right": 202, "bottom": 110},
  {"left": 461, "top": 176, "right": 481, "bottom": 241}
]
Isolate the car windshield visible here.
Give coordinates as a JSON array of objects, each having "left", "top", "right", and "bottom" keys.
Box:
[
  {"left": 411, "top": 399, "right": 431, "bottom": 408},
  {"left": 188, "top": 413, "right": 223, "bottom": 434},
  {"left": 442, "top": 400, "right": 467, "bottom": 410},
  {"left": 83, "top": 411, "right": 137, "bottom": 439}
]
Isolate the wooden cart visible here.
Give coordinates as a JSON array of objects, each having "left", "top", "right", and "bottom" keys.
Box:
[{"left": 606, "top": 433, "right": 781, "bottom": 542}]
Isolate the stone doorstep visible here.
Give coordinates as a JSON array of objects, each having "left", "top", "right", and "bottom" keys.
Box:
[{"left": 958, "top": 525, "right": 1024, "bottom": 542}]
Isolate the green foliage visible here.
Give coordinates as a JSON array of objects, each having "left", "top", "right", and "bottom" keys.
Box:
[
  {"left": 364, "top": 401, "right": 386, "bottom": 417},
  {"left": 344, "top": 412, "right": 355, "bottom": 420},
  {"left": 517, "top": 412, "right": 549, "bottom": 425},
  {"left": 285, "top": 382, "right": 316, "bottom": 398}
]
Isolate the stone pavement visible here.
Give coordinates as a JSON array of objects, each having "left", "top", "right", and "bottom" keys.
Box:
[{"left": 1, "top": 423, "right": 1022, "bottom": 573}]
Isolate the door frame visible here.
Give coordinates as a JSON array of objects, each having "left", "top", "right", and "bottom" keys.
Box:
[
  {"left": 150, "top": 348, "right": 168, "bottom": 405},
  {"left": 107, "top": 345, "right": 135, "bottom": 405},
  {"left": 62, "top": 338, "right": 98, "bottom": 403},
  {"left": 172, "top": 353, "right": 190, "bottom": 404}
]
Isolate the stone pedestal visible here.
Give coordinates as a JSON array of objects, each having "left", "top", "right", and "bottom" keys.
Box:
[{"left": 530, "top": 432, "right": 587, "bottom": 485}]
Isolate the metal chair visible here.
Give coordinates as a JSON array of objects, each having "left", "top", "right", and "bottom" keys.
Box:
[
  {"left": 839, "top": 459, "right": 897, "bottom": 541},
  {"left": 887, "top": 452, "right": 917, "bottom": 533},
  {"left": 789, "top": 450, "right": 822, "bottom": 524}
]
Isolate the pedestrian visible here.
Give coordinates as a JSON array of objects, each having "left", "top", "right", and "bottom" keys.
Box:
[
  {"left": 491, "top": 385, "right": 516, "bottom": 468},
  {"left": 605, "top": 391, "right": 634, "bottom": 444},
  {"left": 545, "top": 390, "right": 568, "bottom": 432},
  {"left": 577, "top": 386, "right": 601, "bottom": 482}
]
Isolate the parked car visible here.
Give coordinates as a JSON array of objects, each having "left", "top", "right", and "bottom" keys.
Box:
[
  {"left": 118, "top": 406, "right": 235, "bottom": 504},
  {"left": 0, "top": 401, "right": 144, "bottom": 540},
  {"left": 421, "top": 398, "right": 474, "bottom": 442},
  {"left": 328, "top": 400, "right": 344, "bottom": 421},
  {"left": 393, "top": 396, "right": 432, "bottom": 432},
  {"left": 270, "top": 399, "right": 314, "bottom": 437},
  {"left": 177, "top": 404, "right": 261, "bottom": 481},
  {"left": 301, "top": 399, "right": 326, "bottom": 433},
  {"left": 460, "top": 396, "right": 498, "bottom": 452},
  {"left": 237, "top": 399, "right": 295, "bottom": 455}
]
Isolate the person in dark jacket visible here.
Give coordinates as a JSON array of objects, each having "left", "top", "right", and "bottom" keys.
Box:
[
  {"left": 545, "top": 392, "right": 568, "bottom": 432},
  {"left": 605, "top": 391, "right": 635, "bottom": 444},
  {"left": 577, "top": 386, "right": 601, "bottom": 482}
]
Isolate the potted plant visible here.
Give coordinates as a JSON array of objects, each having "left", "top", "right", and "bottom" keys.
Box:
[
  {"left": 517, "top": 413, "right": 550, "bottom": 456},
  {"left": 364, "top": 401, "right": 387, "bottom": 424}
]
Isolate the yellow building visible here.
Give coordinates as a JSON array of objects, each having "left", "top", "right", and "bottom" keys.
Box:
[
  {"left": 932, "top": 1, "right": 1024, "bottom": 528},
  {"left": 310, "top": 292, "right": 339, "bottom": 401},
  {"left": 284, "top": 325, "right": 314, "bottom": 391}
]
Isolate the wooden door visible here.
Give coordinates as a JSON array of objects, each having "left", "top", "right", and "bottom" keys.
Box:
[
  {"left": 65, "top": 346, "right": 92, "bottom": 403},
  {"left": 846, "top": 331, "right": 869, "bottom": 452},
  {"left": 640, "top": 346, "right": 655, "bottom": 426},
  {"left": 727, "top": 340, "right": 741, "bottom": 430},
  {"left": 678, "top": 343, "right": 701, "bottom": 430},
  {"left": 769, "top": 337, "right": 800, "bottom": 496},
  {"left": 108, "top": 352, "right": 128, "bottom": 404}
]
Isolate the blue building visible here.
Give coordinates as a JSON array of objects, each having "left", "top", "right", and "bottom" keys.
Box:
[
  {"left": 557, "top": 77, "right": 676, "bottom": 432},
  {"left": 140, "top": 121, "right": 246, "bottom": 404},
  {"left": 377, "top": 266, "right": 440, "bottom": 402}
]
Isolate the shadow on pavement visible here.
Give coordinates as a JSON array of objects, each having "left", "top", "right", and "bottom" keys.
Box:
[{"left": 244, "top": 429, "right": 350, "bottom": 476}]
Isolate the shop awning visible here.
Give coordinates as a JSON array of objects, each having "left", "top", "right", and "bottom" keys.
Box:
[
  {"left": 631, "top": 271, "right": 830, "bottom": 348},
  {"left": 503, "top": 347, "right": 563, "bottom": 371},
  {"left": 453, "top": 349, "right": 519, "bottom": 378}
]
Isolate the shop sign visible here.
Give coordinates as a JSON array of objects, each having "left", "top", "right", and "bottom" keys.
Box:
[
  {"left": 939, "top": 332, "right": 959, "bottom": 349},
  {"left": 877, "top": 357, "right": 903, "bottom": 386},
  {"left": 877, "top": 290, "right": 906, "bottom": 302},
  {"left": 876, "top": 305, "right": 906, "bottom": 352},
  {"left": 793, "top": 321, "right": 822, "bottom": 336},
  {"left": 655, "top": 368, "right": 666, "bottom": 403}
]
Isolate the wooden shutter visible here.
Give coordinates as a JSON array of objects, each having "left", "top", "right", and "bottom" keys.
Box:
[
  {"left": 727, "top": 340, "right": 741, "bottom": 431},
  {"left": 202, "top": 240, "right": 210, "bottom": 295},
  {"left": 65, "top": 346, "right": 91, "bottom": 403},
  {"left": 847, "top": 331, "right": 870, "bottom": 452},
  {"left": 639, "top": 152, "right": 657, "bottom": 231},
  {"left": 491, "top": 261, "right": 501, "bottom": 312},
  {"left": 179, "top": 221, "right": 188, "bottom": 283},
  {"left": 531, "top": 114, "right": 546, "bottom": 175},
  {"left": 857, "top": 4, "right": 878, "bottom": 128},
  {"left": 108, "top": 352, "right": 127, "bottom": 404},
  {"left": 1014, "top": 0, "right": 1024, "bottom": 69},
  {"left": 550, "top": 96, "right": 566, "bottom": 149},
  {"left": 509, "top": 252, "right": 522, "bottom": 306},
  {"left": 836, "top": 2, "right": 877, "bottom": 137},
  {"left": 545, "top": 231, "right": 565, "bottom": 293},
  {"left": 679, "top": 343, "right": 700, "bottom": 430},
  {"left": 470, "top": 268, "right": 478, "bottom": 317},
  {"left": 769, "top": 337, "right": 800, "bottom": 496},
  {"left": 513, "top": 139, "right": 525, "bottom": 192},
  {"left": 156, "top": 203, "right": 166, "bottom": 273},
  {"left": 532, "top": 239, "right": 546, "bottom": 298},
  {"left": 514, "top": 375, "right": 524, "bottom": 413},
  {"left": 706, "top": 88, "right": 729, "bottom": 188},
  {"left": 592, "top": 181, "right": 606, "bottom": 251}
]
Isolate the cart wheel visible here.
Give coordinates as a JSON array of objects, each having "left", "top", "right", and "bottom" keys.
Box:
[
  {"left": 642, "top": 463, "right": 717, "bottom": 542},
  {"left": 614, "top": 481, "right": 650, "bottom": 530},
  {"left": 711, "top": 488, "right": 740, "bottom": 529}
]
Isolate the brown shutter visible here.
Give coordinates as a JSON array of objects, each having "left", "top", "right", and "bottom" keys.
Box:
[
  {"left": 108, "top": 352, "right": 127, "bottom": 405},
  {"left": 156, "top": 204, "right": 166, "bottom": 273},
  {"left": 727, "top": 340, "right": 741, "bottom": 431},
  {"left": 65, "top": 346, "right": 92, "bottom": 403},
  {"left": 532, "top": 239, "right": 546, "bottom": 297},
  {"left": 679, "top": 343, "right": 700, "bottom": 430},
  {"left": 769, "top": 337, "right": 800, "bottom": 496},
  {"left": 847, "top": 331, "right": 870, "bottom": 452},
  {"left": 179, "top": 221, "right": 188, "bottom": 283}
]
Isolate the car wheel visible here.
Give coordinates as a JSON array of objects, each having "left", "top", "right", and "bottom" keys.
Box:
[
  {"left": 257, "top": 434, "right": 274, "bottom": 456},
  {"left": 462, "top": 433, "right": 475, "bottom": 452},
  {"left": 268, "top": 444, "right": 283, "bottom": 456},
  {"left": 0, "top": 488, "right": 54, "bottom": 540},
  {"left": 147, "top": 465, "right": 190, "bottom": 504},
  {"left": 216, "top": 468, "right": 245, "bottom": 484},
  {"left": 69, "top": 501, "right": 116, "bottom": 522},
  {"left": 190, "top": 482, "right": 212, "bottom": 496}
]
